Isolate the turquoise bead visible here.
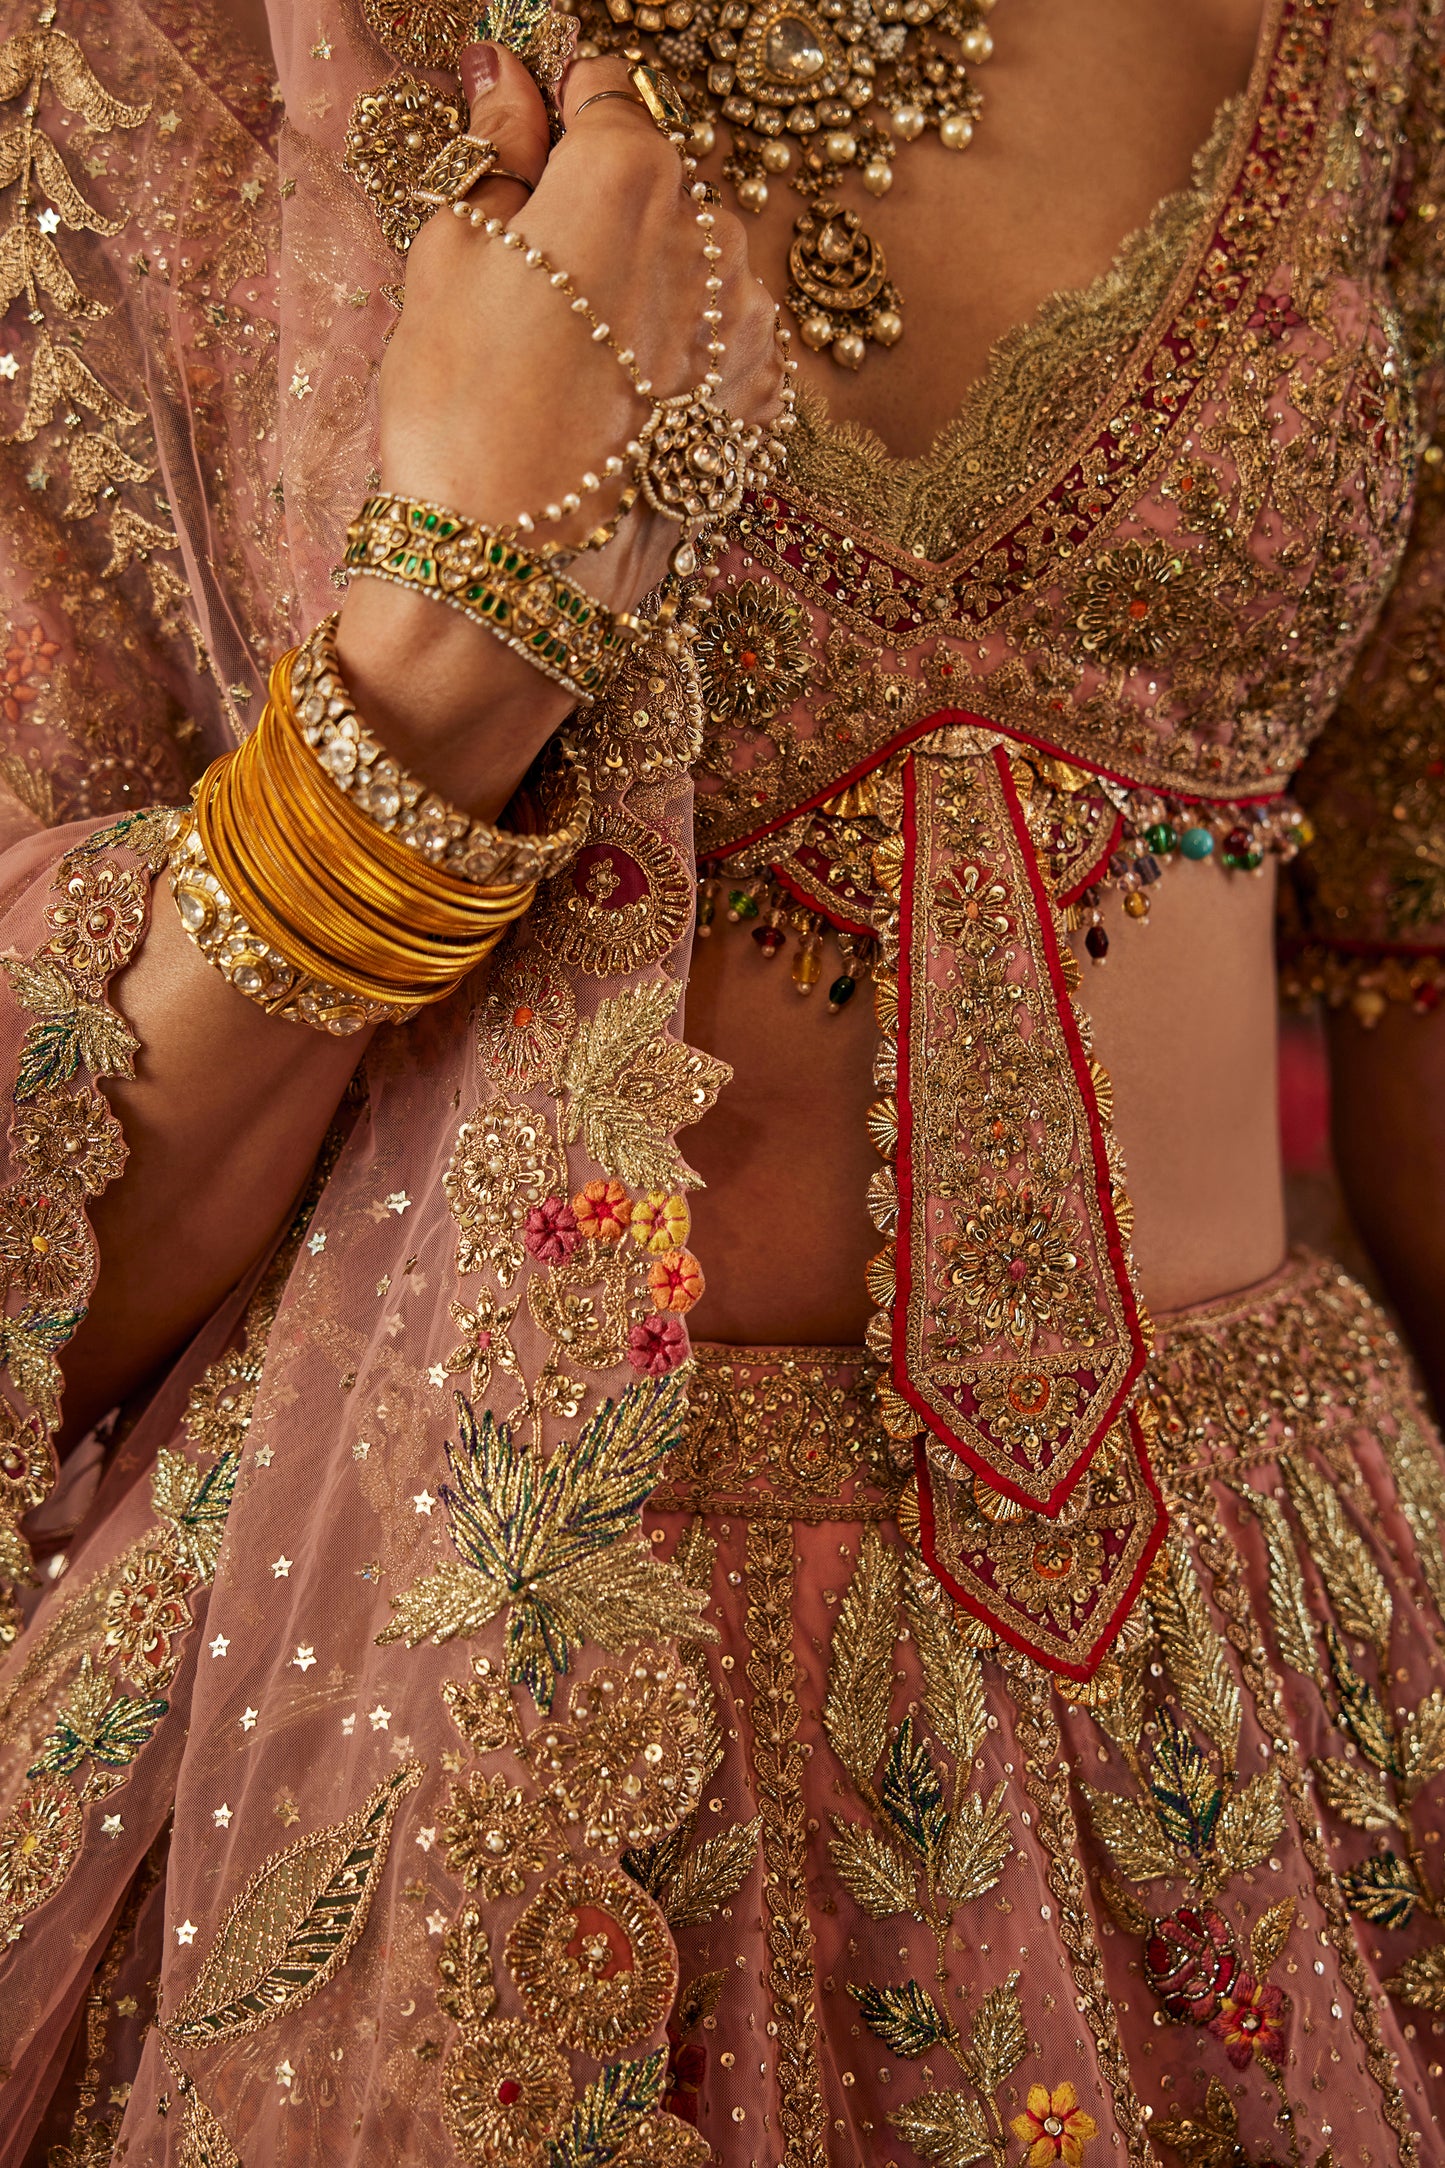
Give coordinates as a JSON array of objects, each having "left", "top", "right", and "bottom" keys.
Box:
[{"left": 1179, "top": 825, "right": 1215, "bottom": 860}]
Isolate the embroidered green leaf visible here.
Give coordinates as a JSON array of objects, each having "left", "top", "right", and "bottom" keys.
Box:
[
  {"left": 378, "top": 1379, "right": 713, "bottom": 1709},
  {"left": 1246, "top": 1488, "right": 1326, "bottom": 1689},
  {"left": 1398, "top": 1688, "right": 1445, "bottom": 1803},
  {"left": 1326, "top": 1624, "right": 1398, "bottom": 1773},
  {"left": 1148, "top": 1710, "right": 1223, "bottom": 1856},
  {"left": 850, "top": 1979, "right": 955, "bottom": 2059},
  {"left": 825, "top": 1526, "right": 901, "bottom": 1793},
  {"left": 1341, "top": 1853, "right": 1420, "bottom": 1928},
  {"left": 1384, "top": 1945, "right": 1445, "bottom": 2012},
  {"left": 827, "top": 1816, "right": 919, "bottom": 1918},
  {"left": 1250, "top": 1895, "right": 1296, "bottom": 1975},
  {"left": 660, "top": 1817, "right": 761, "bottom": 1929},
  {"left": 1284, "top": 1460, "right": 1392, "bottom": 1667},
  {"left": 1310, "top": 1753, "right": 1403, "bottom": 1832},
  {"left": 0, "top": 1305, "right": 82, "bottom": 1425},
  {"left": 167, "top": 1764, "right": 423, "bottom": 2044},
  {"left": 3, "top": 954, "right": 140, "bottom": 1097},
  {"left": 547, "top": 2048, "right": 711, "bottom": 2168},
  {"left": 27, "top": 1654, "right": 166, "bottom": 1776},
  {"left": 150, "top": 1448, "right": 240, "bottom": 1581},
  {"left": 903, "top": 1556, "right": 987, "bottom": 1764},
  {"left": 888, "top": 2090, "right": 993, "bottom": 2167},
  {"left": 1150, "top": 1536, "right": 1241, "bottom": 1774},
  {"left": 1080, "top": 1785, "right": 1177, "bottom": 1881},
  {"left": 1211, "top": 1768, "right": 1285, "bottom": 1883},
  {"left": 882, "top": 1715, "right": 949, "bottom": 1864},
  {"left": 936, "top": 1782, "right": 1010, "bottom": 1908},
  {"left": 959, "top": 1971, "right": 1025, "bottom": 2095}
]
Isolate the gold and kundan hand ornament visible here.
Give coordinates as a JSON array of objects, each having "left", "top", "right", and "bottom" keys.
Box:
[{"left": 562, "top": 0, "right": 1000, "bottom": 366}]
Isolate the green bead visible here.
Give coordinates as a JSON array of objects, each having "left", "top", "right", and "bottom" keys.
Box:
[
  {"left": 1179, "top": 825, "right": 1215, "bottom": 860},
  {"left": 1145, "top": 822, "right": 1178, "bottom": 854},
  {"left": 728, "top": 889, "right": 760, "bottom": 921}
]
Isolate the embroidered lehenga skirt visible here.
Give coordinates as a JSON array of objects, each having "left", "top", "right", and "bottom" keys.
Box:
[{"left": 628, "top": 1252, "right": 1445, "bottom": 2165}]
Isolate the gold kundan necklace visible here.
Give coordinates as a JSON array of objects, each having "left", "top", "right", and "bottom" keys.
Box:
[{"left": 563, "top": 0, "right": 1000, "bottom": 367}]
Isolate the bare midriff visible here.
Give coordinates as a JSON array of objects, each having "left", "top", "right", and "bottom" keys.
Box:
[
  {"left": 683, "top": 0, "right": 1277, "bottom": 1341},
  {"left": 685, "top": 869, "right": 1287, "bottom": 1343}
]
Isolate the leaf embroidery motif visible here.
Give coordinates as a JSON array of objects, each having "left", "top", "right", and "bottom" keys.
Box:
[
  {"left": 1382, "top": 1944, "right": 1445, "bottom": 2012},
  {"left": 558, "top": 978, "right": 730, "bottom": 1191},
  {"left": 1149, "top": 1536, "right": 1241, "bottom": 1775},
  {"left": 167, "top": 1764, "right": 423, "bottom": 2043},
  {"left": 1245, "top": 1487, "right": 1325, "bottom": 1688},
  {"left": 1341, "top": 1853, "right": 1420, "bottom": 1928},
  {"left": 657, "top": 1817, "right": 761, "bottom": 1930},
  {"left": 823, "top": 1524, "right": 900, "bottom": 1794},
  {"left": 378, "top": 1378, "right": 714, "bottom": 1709},
  {"left": 1283, "top": 1458, "right": 1392, "bottom": 1668}
]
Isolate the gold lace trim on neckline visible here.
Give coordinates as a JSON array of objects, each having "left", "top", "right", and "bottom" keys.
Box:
[{"left": 785, "top": 94, "right": 1245, "bottom": 563}]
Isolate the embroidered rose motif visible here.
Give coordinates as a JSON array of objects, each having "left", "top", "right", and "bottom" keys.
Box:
[
  {"left": 44, "top": 862, "right": 147, "bottom": 984},
  {"left": 1, "top": 621, "right": 60, "bottom": 728},
  {"left": 648, "top": 1248, "right": 705, "bottom": 1316},
  {"left": 441, "top": 1771, "right": 551, "bottom": 1900},
  {"left": 628, "top": 1314, "right": 689, "bottom": 1376},
  {"left": 943, "top": 1180, "right": 1087, "bottom": 1353},
  {"left": 629, "top": 1190, "right": 690, "bottom": 1255},
  {"left": 1206, "top": 1970, "right": 1288, "bottom": 2068},
  {"left": 572, "top": 1179, "right": 633, "bottom": 1245},
  {"left": 530, "top": 1648, "right": 705, "bottom": 1852},
  {"left": 694, "top": 579, "right": 811, "bottom": 727},
  {"left": 523, "top": 1196, "right": 580, "bottom": 1265},
  {"left": 441, "top": 2017, "right": 571, "bottom": 2168},
  {"left": 505, "top": 1861, "right": 676, "bottom": 2055},
  {"left": 9, "top": 1085, "right": 127, "bottom": 1196},
  {"left": 102, "top": 1549, "right": 194, "bottom": 1683},
  {"left": 1010, "top": 2080, "right": 1098, "bottom": 2165},
  {"left": 0, "top": 1187, "right": 96, "bottom": 1303},
  {"left": 1071, "top": 537, "right": 1211, "bottom": 670},
  {"left": 1142, "top": 1903, "right": 1240, "bottom": 2023}
]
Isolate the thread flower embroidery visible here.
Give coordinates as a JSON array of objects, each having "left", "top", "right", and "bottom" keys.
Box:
[{"left": 1011, "top": 2081, "right": 1098, "bottom": 2165}]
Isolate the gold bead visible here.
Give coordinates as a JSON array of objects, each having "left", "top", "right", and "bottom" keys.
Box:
[{"left": 960, "top": 21, "right": 993, "bottom": 59}]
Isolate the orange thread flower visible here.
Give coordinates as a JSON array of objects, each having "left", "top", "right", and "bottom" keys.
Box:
[
  {"left": 2, "top": 622, "right": 60, "bottom": 727},
  {"left": 648, "top": 1248, "right": 704, "bottom": 1315},
  {"left": 1011, "top": 2081, "right": 1098, "bottom": 2166},
  {"left": 572, "top": 1180, "right": 632, "bottom": 1245},
  {"left": 630, "top": 1190, "right": 690, "bottom": 1255}
]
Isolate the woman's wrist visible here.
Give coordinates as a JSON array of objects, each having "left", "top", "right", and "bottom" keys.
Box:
[{"left": 334, "top": 575, "right": 578, "bottom": 821}]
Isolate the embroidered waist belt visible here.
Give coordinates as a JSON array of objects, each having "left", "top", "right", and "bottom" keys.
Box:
[{"left": 706, "top": 721, "right": 1170, "bottom": 1678}]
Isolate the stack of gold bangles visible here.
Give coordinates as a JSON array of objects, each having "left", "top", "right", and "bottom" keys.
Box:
[{"left": 169, "top": 639, "right": 589, "bottom": 1035}]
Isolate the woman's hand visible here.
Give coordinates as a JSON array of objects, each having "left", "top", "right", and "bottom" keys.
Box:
[{"left": 336, "top": 42, "right": 782, "bottom": 817}]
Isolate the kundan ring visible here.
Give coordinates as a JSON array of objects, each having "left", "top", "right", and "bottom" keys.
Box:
[{"left": 411, "top": 132, "right": 533, "bottom": 208}]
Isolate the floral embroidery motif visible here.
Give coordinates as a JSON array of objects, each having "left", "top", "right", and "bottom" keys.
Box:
[
  {"left": 479, "top": 955, "right": 578, "bottom": 1092},
  {"left": 1013, "top": 2082, "right": 1098, "bottom": 2166},
  {"left": 557, "top": 979, "right": 729, "bottom": 1195},
  {"left": 442, "top": 2014, "right": 573, "bottom": 2167},
  {"left": 693, "top": 579, "right": 812, "bottom": 728},
  {"left": 1070, "top": 540, "right": 1217, "bottom": 671},
  {"left": 444, "top": 1098, "right": 565, "bottom": 1287},
  {"left": 530, "top": 1648, "right": 705, "bottom": 1853},
  {"left": 506, "top": 1860, "right": 676, "bottom": 2055},
  {"left": 442, "top": 1770, "right": 553, "bottom": 1899}
]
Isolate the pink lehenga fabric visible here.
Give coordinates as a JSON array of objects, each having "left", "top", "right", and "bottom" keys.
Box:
[{"left": 0, "top": 0, "right": 1440, "bottom": 2164}]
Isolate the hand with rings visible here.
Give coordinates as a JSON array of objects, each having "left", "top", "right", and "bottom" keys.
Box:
[{"left": 336, "top": 41, "right": 789, "bottom": 820}]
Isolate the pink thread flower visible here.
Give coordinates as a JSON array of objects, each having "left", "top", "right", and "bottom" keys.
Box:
[
  {"left": 572, "top": 1179, "right": 632, "bottom": 1245},
  {"left": 628, "top": 1314, "right": 689, "bottom": 1376},
  {"left": 523, "top": 1196, "right": 579, "bottom": 1265},
  {"left": 1207, "top": 1973, "right": 1288, "bottom": 2069},
  {"left": 648, "top": 1248, "right": 705, "bottom": 1315}
]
